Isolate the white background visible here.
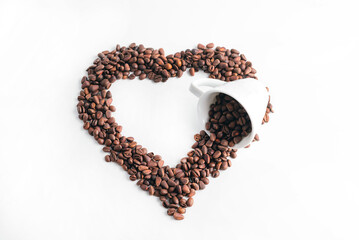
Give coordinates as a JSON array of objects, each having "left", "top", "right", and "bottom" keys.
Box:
[{"left": 1, "top": 0, "right": 358, "bottom": 239}]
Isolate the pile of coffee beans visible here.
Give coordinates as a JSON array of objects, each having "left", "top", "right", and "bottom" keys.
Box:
[
  {"left": 206, "top": 93, "right": 252, "bottom": 147},
  {"left": 77, "top": 43, "right": 273, "bottom": 220}
]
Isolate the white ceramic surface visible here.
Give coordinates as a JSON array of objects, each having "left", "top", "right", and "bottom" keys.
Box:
[{"left": 189, "top": 78, "right": 269, "bottom": 148}]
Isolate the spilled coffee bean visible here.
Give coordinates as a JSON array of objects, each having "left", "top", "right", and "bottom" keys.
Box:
[{"left": 77, "top": 43, "right": 273, "bottom": 220}]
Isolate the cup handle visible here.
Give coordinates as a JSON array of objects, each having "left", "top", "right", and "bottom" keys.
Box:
[{"left": 189, "top": 79, "right": 225, "bottom": 98}]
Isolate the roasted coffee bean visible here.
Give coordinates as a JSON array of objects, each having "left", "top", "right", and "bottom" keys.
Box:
[
  {"left": 142, "top": 169, "right": 152, "bottom": 175},
  {"left": 199, "top": 181, "right": 206, "bottom": 190},
  {"left": 168, "top": 204, "right": 178, "bottom": 209},
  {"left": 155, "top": 177, "right": 161, "bottom": 187},
  {"left": 173, "top": 212, "right": 184, "bottom": 220},
  {"left": 160, "top": 189, "right": 168, "bottom": 195},
  {"left": 186, "top": 197, "right": 194, "bottom": 207},
  {"left": 197, "top": 43, "right": 205, "bottom": 49},
  {"left": 148, "top": 186, "right": 155, "bottom": 195},
  {"left": 206, "top": 43, "right": 214, "bottom": 48},
  {"left": 161, "top": 180, "right": 169, "bottom": 189},
  {"left": 167, "top": 208, "right": 176, "bottom": 216},
  {"left": 194, "top": 134, "right": 201, "bottom": 141},
  {"left": 220, "top": 161, "right": 228, "bottom": 170},
  {"left": 177, "top": 207, "right": 186, "bottom": 214},
  {"left": 213, "top": 150, "right": 221, "bottom": 158},
  {"left": 180, "top": 177, "right": 189, "bottom": 185},
  {"left": 182, "top": 185, "right": 190, "bottom": 194},
  {"left": 163, "top": 177, "right": 174, "bottom": 185},
  {"left": 177, "top": 70, "right": 183, "bottom": 78},
  {"left": 212, "top": 170, "right": 220, "bottom": 178},
  {"left": 179, "top": 198, "right": 187, "bottom": 207},
  {"left": 210, "top": 133, "right": 216, "bottom": 141},
  {"left": 188, "top": 188, "right": 196, "bottom": 197}
]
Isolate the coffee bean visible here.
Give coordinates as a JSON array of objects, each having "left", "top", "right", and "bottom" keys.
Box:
[
  {"left": 212, "top": 171, "right": 220, "bottom": 178},
  {"left": 188, "top": 188, "right": 196, "bottom": 197},
  {"left": 244, "top": 67, "right": 252, "bottom": 75},
  {"left": 194, "top": 134, "right": 201, "bottom": 141},
  {"left": 149, "top": 186, "right": 155, "bottom": 195},
  {"left": 180, "top": 177, "right": 189, "bottom": 185},
  {"left": 197, "top": 43, "right": 205, "bottom": 49},
  {"left": 160, "top": 189, "right": 168, "bottom": 195},
  {"left": 142, "top": 169, "right": 152, "bottom": 175},
  {"left": 233, "top": 136, "right": 242, "bottom": 144},
  {"left": 168, "top": 179, "right": 176, "bottom": 187},
  {"left": 161, "top": 180, "right": 169, "bottom": 189},
  {"left": 167, "top": 208, "right": 176, "bottom": 216},
  {"left": 206, "top": 43, "right": 214, "bottom": 48},
  {"left": 213, "top": 151, "right": 221, "bottom": 158},
  {"left": 220, "top": 161, "right": 228, "bottom": 170},
  {"left": 175, "top": 171, "right": 185, "bottom": 179},
  {"left": 210, "top": 133, "right": 216, "bottom": 141},
  {"left": 177, "top": 207, "right": 186, "bottom": 214},
  {"left": 187, "top": 197, "right": 194, "bottom": 207},
  {"left": 139, "top": 73, "right": 146, "bottom": 80},
  {"left": 164, "top": 63, "right": 172, "bottom": 70},
  {"left": 182, "top": 185, "right": 190, "bottom": 194},
  {"left": 173, "top": 212, "right": 184, "bottom": 220},
  {"left": 202, "top": 177, "right": 209, "bottom": 185},
  {"left": 177, "top": 70, "right": 183, "bottom": 78},
  {"left": 155, "top": 177, "right": 161, "bottom": 187}
]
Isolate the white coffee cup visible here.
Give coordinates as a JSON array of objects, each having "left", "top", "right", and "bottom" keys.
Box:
[{"left": 189, "top": 78, "right": 269, "bottom": 149}]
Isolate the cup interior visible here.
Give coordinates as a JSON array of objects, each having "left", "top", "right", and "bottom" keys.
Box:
[{"left": 198, "top": 90, "right": 255, "bottom": 149}]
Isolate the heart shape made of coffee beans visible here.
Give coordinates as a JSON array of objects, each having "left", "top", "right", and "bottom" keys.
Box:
[{"left": 77, "top": 43, "right": 273, "bottom": 220}]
